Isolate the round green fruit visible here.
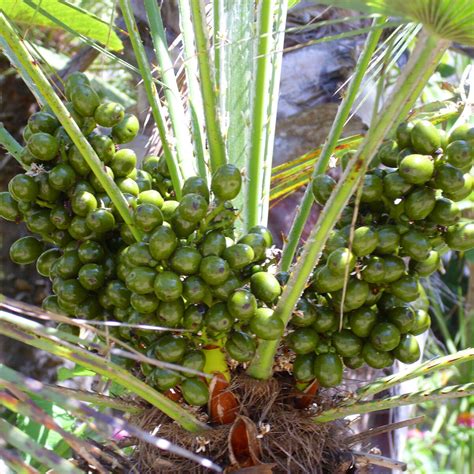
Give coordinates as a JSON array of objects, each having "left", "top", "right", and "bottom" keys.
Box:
[
  {"left": 149, "top": 226, "right": 178, "bottom": 260},
  {"left": 211, "top": 164, "right": 242, "bottom": 200},
  {"left": 111, "top": 114, "right": 139, "bottom": 144},
  {"left": 0, "top": 192, "right": 20, "bottom": 221},
  {"left": 27, "top": 132, "right": 59, "bottom": 161},
  {"left": 170, "top": 246, "right": 202, "bottom": 275},
  {"left": 181, "top": 378, "right": 209, "bottom": 406},
  {"left": 312, "top": 174, "right": 336, "bottom": 204},
  {"left": 226, "top": 331, "right": 256, "bottom": 362},
  {"left": 393, "top": 334, "right": 421, "bottom": 364},
  {"left": 204, "top": 302, "right": 234, "bottom": 333},
  {"left": 154, "top": 271, "right": 183, "bottom": 302},
  {"left": 126, "top": 266, "right": 157, "bottom": 294},
  {"left": 410, "top": 120, "right": 442, "bottom": 154},
  {"left": 10, "top": 236, "right": 43, "bottom": 264},
  {"left": 182, "top": 176, "right": 210, "bottom": 201},
  {"left": 349, "top": 306, "right": 378, "bottom": 338},
  {"left": 227, "top": 289, "right": 257, "bottom": 321},
  {"left": 362, "top": 342, "right": 394, "bottom": 369},
  {"left": 399, "top": 154, "right": 434, "bottom": 185},
  {"left": 370, "top": 322, "right": 401, "bottom": 351},
  {"left": 94, "top": 102, "right": 125, "bottom": 127},
  {"left": 250, "top": 272, "right": 281, "bottom": 304},
  {"left": 332, "top": 329, "right": 362, "bottom": 357},
  {"left": 9, "top": 174, "right": 39, "bottom": 203},
  {"left": 154, "top": 334, "right": 186, "bottom": 363},
  {"left": 445, "top": 222, "right": 474, "bottom": 251},
  {"left": 36, "top": 248, "right": 61, "bottom": 277},
  {"left": 249, "top": 307, "right": 284, "bottom": 340},
  {"left": 200, "top": 256, "right": 230, "bottom": 285},
  {"left": 287, "top": 328, "right": 319, "bottom": 355},
  {"left": 314, "top": 353, "right": 343, "bottom": 387},
  {"left": 70, "top": 84, "right": 100, "bottom": 117},
  {"left": 177, "top": 193, "right": 208, "bottom": 223}
]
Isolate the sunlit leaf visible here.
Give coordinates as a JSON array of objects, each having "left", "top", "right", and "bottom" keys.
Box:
[
  {"left": 316, "top": 0, "right": 474, "bottom": 45},
  {"left": 1, "top": 0, "right": 123, "bottom": 51}
]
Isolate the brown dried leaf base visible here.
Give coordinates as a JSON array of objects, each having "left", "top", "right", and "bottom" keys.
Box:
[{"left": 131, "top": 374, "right": 351, "bottom": 474}]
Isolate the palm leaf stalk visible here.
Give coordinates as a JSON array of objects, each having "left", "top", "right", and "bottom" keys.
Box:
[
  {"left": 260, "top": 0, "right": 289, "bottom": 227},
  {"left": 0, "top": 319, "right": 208, "bottom": 433},
  {"left": 352, "top": 348, "right": 474, "bottom": 402},
  {"left": 216, "top": 0, "right": 255, "bottom": 222},
  {"left": 143, "top": 0, "right": 196, "bottom": 174},
  {"left": 314, "top": 383, "right": 474, "bottom": 423},
  {"left": 177, "top": 0, "right": 209, "bottom": 180},
  {"left": 245, "top": 0, "right": 276, "bottom": 229},
  {"left": 118, "top": 0, "right": 184, "bottom": 198},
  {"left": 279, "top": 16, "right": 386, "bottom": 271},
  {"left": 0, "top": 122, "right": 26, "bottom": 169},
  {"left": 0, "top": 12, "right": 143, "bottom": 242},
  {"left": 189, "top": 0, "right": 227, "bottom": 173},
  {"left": 247, "top": 30, "right": 451, "bottom": 379},
  {"left": 0, "top": 417, "right": 82, "bottom": 474}
]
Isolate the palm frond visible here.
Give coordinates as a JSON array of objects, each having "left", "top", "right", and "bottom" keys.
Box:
[{"left": 316, "top": 0, "right": 474, "bottom": 45}]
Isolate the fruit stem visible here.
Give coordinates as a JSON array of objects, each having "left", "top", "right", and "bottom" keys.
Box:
[
  {"left": 0, "top": 122, "right": 27, "bottom": 170},
  {"left": 118, "top": 0, "right": 184, "bottom": 199},
  {"left": 314, "top": 382, "right": 474, "bottom": 423},
  {"left": 247, "top": 30, "right": 451, "bottom": 380},
  {"left": 245, "top": 0, "right": 276, "bottom": 230},
  {"left": 279, "top": 16, "right": 386, "bottom": 272},
  {"left": 0, "top": 12, "right": 143, "bottom": 242},
  {"left": 189, "top": 0, "right": 227, "bottom": 174}
]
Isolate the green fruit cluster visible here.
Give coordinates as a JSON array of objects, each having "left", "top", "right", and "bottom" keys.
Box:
[
  {"left": 0, "top": 73, "right": 285, "bottom": 405},
  {"left": 299, "top": 120, "right": 474, "bottom": 387}
]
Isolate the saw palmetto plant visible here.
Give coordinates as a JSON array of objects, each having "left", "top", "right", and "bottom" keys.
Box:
[{"left": 0, "top": 0, "right": 473, "bottom": 471}]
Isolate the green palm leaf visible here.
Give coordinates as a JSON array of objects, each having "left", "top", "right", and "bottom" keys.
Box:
[
  {"left": 317, "top": 0, "right": 474, "bottom": 45},
  {"left": 1, "top": 0, "right": 123, "bottom": 51}
]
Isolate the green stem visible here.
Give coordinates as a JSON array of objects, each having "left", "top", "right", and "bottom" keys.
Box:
[
  {"left": 353, "top": 348, "right": 474, "bottom": 402},
  {"left": 280, "top": 16, "right": 385, "bottom": 271},
  {"left": 177, "top": 0, "right": 208, "bottom": 181},
  {"left": 247, "top": 31, "right": 451, "bottom": 379},
  {"left": 259, "top": 0, "right": 288, "bottom": 228},
  {"left": 118, "top": 0, "right": 183, "bottom": 199},
  {"left": 189, "top": 0, "right": 227, "bottom": 173},
  {"left": 144, "top": 0, "right": 195, "bottom": 178},
  {"left": 314, "top": 383, "right": 474, "bottom": 423},
  {"left": 0, "top": 122, "right": 26, "bottom": 169},
  {"left": 245, "top": 0, "right": 275, "bottom": 229},
  {"left": 0, "top": 12, "right": 142, "bottom": 241},
  {"left": 0, "top": 321, "right": 208, "bottom": 432}
]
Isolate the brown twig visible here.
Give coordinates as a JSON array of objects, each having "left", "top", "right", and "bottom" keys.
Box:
[
  {"left": 346, "top": 415, "right": 424, "bottom": 445},
  {"left": 353, "top": 450, "right": 407, "bottom": 471}
]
